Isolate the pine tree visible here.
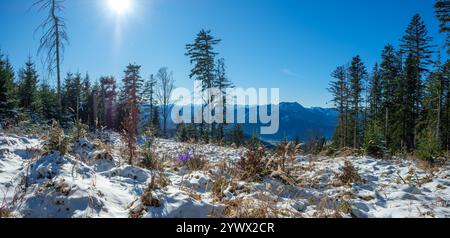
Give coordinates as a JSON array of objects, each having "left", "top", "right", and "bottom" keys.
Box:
[
  {"left": 0, "top": 53, "right": 18, "bottom": 125},
  {"left": 348, "top": 55, "right": 367, "bottom": 148},
  {"left": 121, "top": 64, "right": 142, "bottom": 164},
  {"left": 185, "top": 29, "right": 221, "bottom": 133},
  {"left": 434, "top": 0, "right": 450, "bottom": 53},
  {"left": 17, "top": 57, "right": 40, "bottom": 119},
  {"left": 328, "top": 65, "right": 349, "bottom": 148}
]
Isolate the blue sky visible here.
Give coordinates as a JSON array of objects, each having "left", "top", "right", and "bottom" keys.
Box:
[{"left": 0, "top": 0, "right": 445, "bottom": 107}]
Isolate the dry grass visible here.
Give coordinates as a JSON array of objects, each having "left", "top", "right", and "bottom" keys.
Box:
[
  {"left": 236, "top": 147, "right": 267, "bottom": 182},
  {"left": 338, "top": 161, "right": 364, "bottom": 185},
  {"left": 141, "top": 190, "right": 161, "bottom": 207},
  {"left": 0, "top": 191, "right": 11, "bottom": 218},
  {"left": 186, "top": 155, "right": 208, "bottom": 171},
  {"left": 211, "top": 176, "right": 230, "bottom": 202}
]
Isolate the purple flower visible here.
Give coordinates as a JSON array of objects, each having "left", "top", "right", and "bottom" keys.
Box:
[{"left": 177, "top": 154, "right": 193, "bottom": 162}]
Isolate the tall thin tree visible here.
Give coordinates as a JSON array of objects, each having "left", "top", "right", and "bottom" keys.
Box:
[{"left": 34, "top": 0, "right": 68, "bottom": 122}]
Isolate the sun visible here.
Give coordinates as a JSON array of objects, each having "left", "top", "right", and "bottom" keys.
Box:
[{"left": 107, "top": 0, "right": 132, "bottom": 15}]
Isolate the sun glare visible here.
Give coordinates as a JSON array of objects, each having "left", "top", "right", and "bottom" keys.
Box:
[{"left": 107, "top": 0, "right": 132, "bottom": 15}]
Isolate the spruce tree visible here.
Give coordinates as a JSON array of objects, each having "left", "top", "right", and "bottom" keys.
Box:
[
  {"left": 17, "top": 57, "right": 40, "bottom": 119},
  {"left": 0, "top": 53, "right": 18, "bottom": 124},
  {"left": 400, "top": 14, "right": 435, "bottom": 149},
  {"left": 348, "top": 55, "right": 367, "bottom": 148},
  {"left": 434, "top": 0, "right": 450, "bottom": 53},
  {"left": 368, "top": 64, "right": 383, "bottom": 125},
  {"left": 328, "top": 65, "right": 349, "bottom": 148},
  {"left": 380, "top": 45, "right": 403, "bottom": 151},
  {"left": 39, "top": 80, "right": 58, "bottom": 123}
]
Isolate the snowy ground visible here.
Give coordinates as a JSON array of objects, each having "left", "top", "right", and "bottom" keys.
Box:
[{"left": 0, "top": 132, "right": 449, "bottom": 218}]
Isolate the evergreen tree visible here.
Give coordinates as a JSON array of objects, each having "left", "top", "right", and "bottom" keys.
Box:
[
  {"left": 380, "top": 45, "right": 403, "bottom": 152},
  {"left": 150, "top": 105, "right": 160, "bottom": 136},
  {"left": 39, "top": 80, "right": 58, "bottom": 122},
  {"left": 328, "top": 65, "right": 349, "bottom": 148},
  {"left": 422, "top": 54, "right": 445, "bottom": 149},
  {"left": 442, "top": 60, "right": 450, "bottom": 151},
  {"left": 434, "top": 0, "right": 450, "bottom": 53},
  {"left": 400, "top": 14, "right": 435, "bottom": 149},
  {"left": 368, "top": 64, "right": 383, "bottom": 124},
  {"left": 185, "top": 29, "right": 221, "bottom": 133},
  {"left": 79, "top": 73, "right": 91, "bottom": 124},
  {"left": 100, "top": 76, "right": 118, "bottom": 129},
  {"left": 121, "top": 64, "right": 142, "bottom": 164},
  {"left": 17, "top": 57, "right": 40, "bottom": 119},
  {"left": 0, "top": 53, "right": 18, "bottom": 124},
  {"left": 62, "top": 72, "right": 82, "bottom": 126},
  {"left": 141, "top": 74, "right": 157, "bottom": 130},
  {"left": 348, "top": 55, "right": 367, "bottom": 148}
]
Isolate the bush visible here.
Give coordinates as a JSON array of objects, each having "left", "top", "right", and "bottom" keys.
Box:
[{"left": 416, "top": 129, "right": 441, "bottom": 163}]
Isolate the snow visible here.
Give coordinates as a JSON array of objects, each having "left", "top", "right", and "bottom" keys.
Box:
[{"left": 0, "top": 131, "right": 449, "bottom": 218}]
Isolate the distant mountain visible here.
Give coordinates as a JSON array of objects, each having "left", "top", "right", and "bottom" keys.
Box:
[
  {"left": 140, "top": 102, "right": 338, "bottom": 142},
  {"left": 239, "top": 102, "right": 338, "bottom": 142}
]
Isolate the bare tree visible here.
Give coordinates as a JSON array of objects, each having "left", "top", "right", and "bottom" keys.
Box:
[
  {"left": 156, "top": 67, "right": 175, "bottom": 138},
  {"left": 34, "top": 0, "right": 68, "bottom": 121}
]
